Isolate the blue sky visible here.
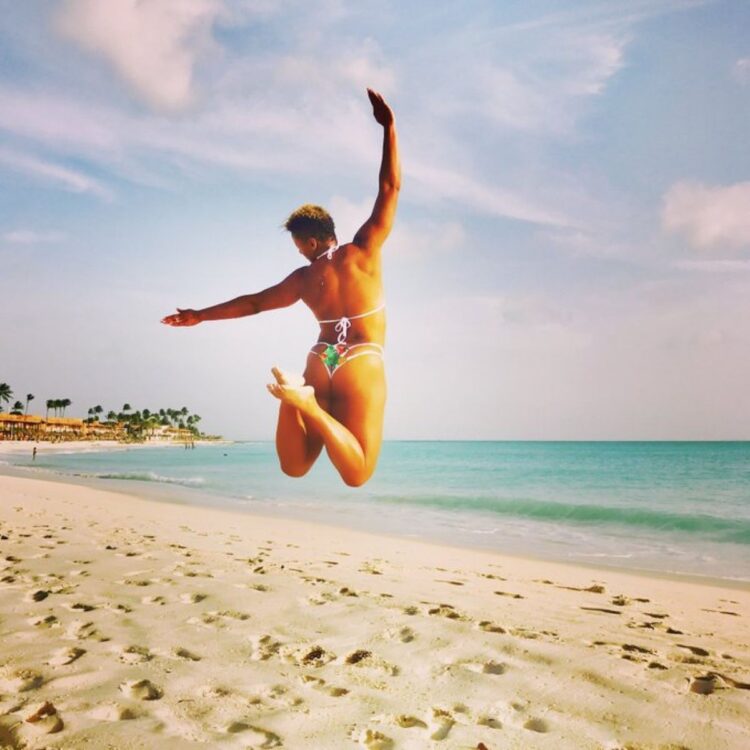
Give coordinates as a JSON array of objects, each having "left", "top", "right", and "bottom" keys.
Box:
[{"left": 1, "top": 0, "right": 749, "bottom": 439}]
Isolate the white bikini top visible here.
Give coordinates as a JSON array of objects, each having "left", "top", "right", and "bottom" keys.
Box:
[{"left": 314, "top": 244, "right": 385, "bottom": 345}]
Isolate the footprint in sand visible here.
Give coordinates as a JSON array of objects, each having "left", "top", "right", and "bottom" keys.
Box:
[
  {"left": 494, "top": 590, "right": 524, "bottom": 599},
  {"left": 427, "top": 603, "right": 467, "bottom": 620},
  {"left": 442, "top": 659, "right": 506, "bottom": 677},
  {"left": 687, "top": 671, "right": 750, "bottom": 694},
  {"left": 28, "top": 614, "right": 59, "bottom": 629},
  {"left": 477, "top": 620, "right": 506, "bottom": 634},
  {"left": 344, "top": 649, "right": 399, "bottom": 676},
  {"left": 428, "top": 708, "right": 455, "bottom": 740},
  {"left": 476, "top": 713, "right": 503, "bottom": 729},
  {"left": 249, "top": 634, "right": 284, "bottom": 661},
  {"left": 141, "top": 595, "right": 167, "bottom": 605},
  {"left": 474, "top": 660, "right": 506, "bottom": 675},
  {"left": 48, "top": 647, "right": 85, "bottom": 666},
  {"left": 24, "top": 589, "right": 50, "bottom": 602},
  {"left": 86, "top": 702, "right": 139, "bottom": 722},
  {"left": 172, "top": 646, "right": 201, "bottom": 661},
  {"left": 299, "top": 674, "right": 350, "bottom": 697},
  {"left": 199, "top": 684, "right": 235, "bottom": 699},
  {"left": 676, "top": 643, "right": 710, "bottom": 657},
  {"left": 64, "top": 619, "right": 102, "bottom": 641},
  {"left": 0, "top": 667, "right": 43, "bottom": 692},
  {"left": 281, "top": 643, "right": 337, "bottom": 668},
  {"left": 119, "top": 678, "right": 162, "bottom": 700},
  {"left": 116, "top": 644, "right": 152, "bottom": 664},
  {"left": 384, "top": 625, "right": 415, "bottom": 643},
  {"left": 214, "top": 608, "right": 250, "bottom": 621},
  {"left": 355, "top": 727, "right": 394, "bottom": 749},
  {"left": 247, "top": 683, "right": 304, "bottom": 709},
  {"left": 304, "top": 590, "right": 339, "bottom": 606},
  {"left": 180, "top": 592, "right": 207, "bottom": 603},
  {"left": 222, "top": 722, "right": 282, "bottom": 746},
  {"left": 23, "top": 701, "right": 64, "bottom": 734},
  {"left": 359, "top": 563, "right": 384, "bottom": 576},
  {"left": 689, "top": 673, "right": 718, "bottom": 694},
  {"left": 523, "top": 717, "right": 550, "bottom": 733},
  {"left": 119, "top": 577, "right": 152, "bottom": 587}
]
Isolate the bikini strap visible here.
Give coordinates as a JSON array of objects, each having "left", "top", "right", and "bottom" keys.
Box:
[
  {"left": 317, "top": 302, "right": 385, "bottom": 325},
  {"left": 315, "top": 244, "right": 339, "bottom": 261}
]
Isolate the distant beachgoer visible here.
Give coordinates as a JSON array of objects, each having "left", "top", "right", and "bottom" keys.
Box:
[
  {"left": 162, "top": 89, "right": 400, "bottom": 486},
  {"left": 32, "top": 446, "right": 37, "bottom": 461}
]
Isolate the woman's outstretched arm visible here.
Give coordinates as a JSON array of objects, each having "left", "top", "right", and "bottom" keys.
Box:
[
  {"left": 353, "top": 88, "right": 401, "bottom": 253},
  {"left": 161, "top": 267, "right": 305, "bottom": 326}
]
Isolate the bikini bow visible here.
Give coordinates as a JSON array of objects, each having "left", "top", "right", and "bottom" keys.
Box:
[{"left": 335, "top": 317, "right": 351, "bottom": 345}]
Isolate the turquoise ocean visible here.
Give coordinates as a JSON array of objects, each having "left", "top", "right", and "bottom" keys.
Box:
[{"left": 4, "top": 441, "right": 750, "bottom": 585}]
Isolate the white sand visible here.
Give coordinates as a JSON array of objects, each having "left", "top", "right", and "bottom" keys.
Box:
[
  {"left": 0, "top": 440, "right": 226, "bottom": 459},
  {"left": 0, "top": 473, "right": 749, "bottom": 749}
]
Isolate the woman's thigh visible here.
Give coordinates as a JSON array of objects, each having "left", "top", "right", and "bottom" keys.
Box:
[
  {"left": 301, "top": 353, "right": 332, "bottom": 444},
  {"left": 329, "top": 354, "right": 386, "bottom": 472}
]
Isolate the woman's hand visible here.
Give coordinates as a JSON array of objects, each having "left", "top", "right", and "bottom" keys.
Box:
[
  {"left": 161, "top": 308, "right": 202, "bottom": 326},
  {"left": 367, "top": 88, "right": 394, "bottom": 127}
]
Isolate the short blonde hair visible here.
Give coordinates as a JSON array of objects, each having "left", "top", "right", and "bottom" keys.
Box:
[{"left": 284, "top": 204, "right": 336, "bottom": 242}]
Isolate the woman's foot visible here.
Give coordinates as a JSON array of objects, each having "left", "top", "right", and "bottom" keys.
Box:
[
  {"left": 271, "top": 366, "right": 305, "bottom": 387},
  {"left": 267, "top": 367, "right": 317, "bottom": 413}
]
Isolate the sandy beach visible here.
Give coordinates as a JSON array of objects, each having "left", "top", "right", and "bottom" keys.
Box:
[
  {"left": 0, "top": 440, "right": 227, "bottom": 459},
  {"left": 0, "top": 472, "right": 749, "bottom": 749}
]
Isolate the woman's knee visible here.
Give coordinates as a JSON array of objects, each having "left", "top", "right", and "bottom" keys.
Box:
[
  {"left": 279, "top": 458, "right": 312, "bottom": 478},
  {"left": 341, "top": 464, "right": 375, "bottom": 487}
]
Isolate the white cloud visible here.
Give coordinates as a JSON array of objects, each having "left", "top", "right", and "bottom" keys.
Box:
[
  {"left": 474, "top": 32, "right": 626, "bottom": 135},
  {"left": 407, "top": 161, "right": 573, "bottom": 227},
  {"left": 0, "top": 147, "right": 113, "bottom": 200},
  {"left": 56, "top": 0, "right": 224, "bottom": 112},
  {"left": 673, "top": 259, "right": 750, "bottom": 273},
  {"left": 2, "top": 229, "right": 66, "bottom": 245},
  {"left": 662, "top": 181, "right": 750, "bottom": 250},
  {"left": 734, "top": 57, "right": 750, "bottom": 84}
]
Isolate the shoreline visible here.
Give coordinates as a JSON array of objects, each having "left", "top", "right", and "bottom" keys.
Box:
[
  {"left": 1, "top": 443, "right": 749, "bottom": 593},
  {"left": 1, "top": 472, "right": 749, "bottom": 748},
  {"left": 3, "top": 462, "right": 750, "bottom": 594},
  {"left": 0, "top": 438, "right": 232, "bottom": 457}
]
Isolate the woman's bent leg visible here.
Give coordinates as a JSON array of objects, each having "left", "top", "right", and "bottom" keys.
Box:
[
  {"left": 268, "top": 357, "right": 385, "bottom": 487},
  {"left": 272, "top": 366, "right": 325, "bottom": 477}
]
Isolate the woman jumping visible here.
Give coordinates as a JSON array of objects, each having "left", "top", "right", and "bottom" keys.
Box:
[{"left": 161, "top": 88, "right": 400, "bottom": 487}]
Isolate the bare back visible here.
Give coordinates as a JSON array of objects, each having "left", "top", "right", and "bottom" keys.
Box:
[{"left": 299, "top": 242, "right": 385, "bottom": 347}]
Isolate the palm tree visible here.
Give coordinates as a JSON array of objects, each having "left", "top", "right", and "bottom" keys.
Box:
[
  {"left": 61, "top": 398, "right": 71, "bottom": 417},
  {"left": 10, "top": 400, "right": 24, "bottom": 415},
  {"left": 191, "top": 414, "right": 202, "bottom": 436},
  {"left": 122, "top": 403, "right": 131, "bottom": 413},
  {"left": 107, "top": 410, "right": 117, "bottom": 423},
  {"left": 0, "top": 383, "right": 12, "bottom": 412},
  {"left": 46, "top": 399, "right": 54, "bottom": 419},
  {"left": 94, "top": 405, "right": 103, "bottom": 421},
  {"left": 24, "top": 393, "right": 34, "bottom": 415}
]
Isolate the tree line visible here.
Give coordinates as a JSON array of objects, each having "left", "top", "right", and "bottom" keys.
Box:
[{"left": 1, "top": 382, "right": 204, "bottom": 438}]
